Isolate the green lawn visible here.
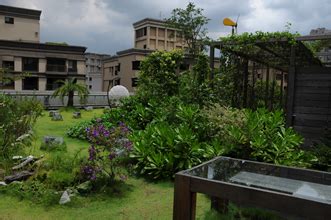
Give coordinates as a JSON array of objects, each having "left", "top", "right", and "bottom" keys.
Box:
[{"left": 0, "top": 109, "right": 210, "bottom": 220}]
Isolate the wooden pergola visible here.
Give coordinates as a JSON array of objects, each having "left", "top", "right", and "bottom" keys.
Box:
[{"left": 209, "top": 34, "right": 331, "bottom": 144}]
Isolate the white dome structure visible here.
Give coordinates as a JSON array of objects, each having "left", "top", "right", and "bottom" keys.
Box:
[{"left": 108, "top": 85, "right": 130, "bottom": 100}]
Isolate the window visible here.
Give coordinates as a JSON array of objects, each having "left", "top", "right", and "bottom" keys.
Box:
[
  {"left": 131, "top": 78, "right": 138, "bottom": 87},
  {"left": 23, "top": 57, "right": 39, "bottom": 71},
  {"left": 114, "top": 79, "right": 121, "bottom": 86},
  {"left": 143, "top": 44, "right": 147, "bottom": 49},
  {"left": 2, "top": 61, "right": 14, "bottom": 71},
  {"left": 89, "top": 85, "right": 92, "bottom": 89},
  {"left": 136, "top": 27, "right": 147, "bottom": 38},
  {"left": 5, "top": 16, "right": 14, "bottom": 24},
  {"left": 23, "top": 77, "right": 38, "bottom": 90},
  {"left": 89, "top": 77, "right": 92, "bottom": 81},
  {"left": 132, "top": 61, "right": 141, "bottom": 70},
  {"left": 46, "top": 77, "right": 65, "bottom": 90},
  {"left": 46, "top": 58, "right": 65, "bottom": 72},
  {"left": 68, "top": 60, "right": 77, "bottom": 72}
]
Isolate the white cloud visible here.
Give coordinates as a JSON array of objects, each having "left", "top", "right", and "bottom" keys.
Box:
[{"left": 1, "top": 0, "right": 330, "bottom": 53}]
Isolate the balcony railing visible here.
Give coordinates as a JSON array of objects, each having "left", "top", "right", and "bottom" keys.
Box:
[{"left": 46, "top": 64, "right": 66, "bottom": 72}]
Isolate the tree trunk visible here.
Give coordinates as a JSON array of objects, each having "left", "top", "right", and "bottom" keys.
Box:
[{"left": 67, "top": 91, "right": 74, "bottom": 107}]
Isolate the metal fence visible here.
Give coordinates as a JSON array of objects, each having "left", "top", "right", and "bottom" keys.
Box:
[{"left": 1, "top": 90, "right": 111, "bottom": 109}]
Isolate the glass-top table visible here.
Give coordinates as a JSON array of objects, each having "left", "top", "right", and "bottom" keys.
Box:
[{"left": 173, "top": 156, "right": 331, "bottom": 220}]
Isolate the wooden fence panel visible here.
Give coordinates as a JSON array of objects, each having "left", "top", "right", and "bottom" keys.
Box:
[{"left": 291, "top": 67, "right": 331, "bottom": 145}]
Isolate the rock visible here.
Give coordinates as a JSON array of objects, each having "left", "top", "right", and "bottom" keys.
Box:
[
  {"left": 12, "top": 156, "right": 23, "bottom": 160},
  {"left": 72, "top": 112, "right": 81, "bottom": 119},
  {"left": 77, "top": 181, "right": 92, "bottom": 194},
  {"left": 0, "top": 181, "right": 6, "bottom": 186},
  {"left": 40, "top": 136, "right": 66, "bottom": 151},
  {"left": 85, "top": 106, "right": 93, "bottom": 111},
  {"left": 49, "top": 110, "right": 58, "bottom": 117},
  {"left": 4, "top": 171, "right": 34, "bottom": 184},
  {"left": 52, "top": 112, "right": 63, "bottom": 121},
  {"left": 104, "top": 106, "right": 111, "bottom": 110},
  {"left": 59, "top": 190, "right": 71, "bottom": 205},
  {"left": 12, "top": 155, "right": 34, "bottom": 170}
]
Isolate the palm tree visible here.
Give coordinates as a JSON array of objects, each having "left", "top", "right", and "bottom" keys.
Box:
[{"left": 51, "top": 78, "right": 89, "bottom": 107}]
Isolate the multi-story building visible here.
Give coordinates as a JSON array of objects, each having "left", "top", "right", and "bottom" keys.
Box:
[
  {"left": 0, "top": 5, "right": 41, "bottom": 43},
  {"left": 310, "top": 28, "right": 331, "bottom": 66},
  {"left": 133, "top": 18, "right": 187, "bottom": 51},
  {"left": 103, "top": 18, "right": 188, "bottom": 92},
  {"left": 85, "top": 53, "right": 110, "bottom": 92},
  {"left": 0, "top": 4, "right": 86, "bottom": 91}
]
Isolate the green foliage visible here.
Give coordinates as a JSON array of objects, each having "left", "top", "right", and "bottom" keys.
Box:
[
  {"left": 66, "top": 120, "right": 93, "bottom": 140},
  {"left": 130, "top": 121, "right": 207, "bottom": 179},
  {"left": 179, "top": 54, "right": 214, "bottom": 106},
  {"left": 310, "top": 131, "right": 331, "bottom": 171},
  {"left": 0, "top": 180, "right": 58, "bottom": 206},
  {"left": 137, "top": 50, "right": 183, "bottom": 99},
  {"left": 223, "top": 108, "right": 312, "bottom": 167},
  {"left": 129, "top": 102, "right": 217, "bottom": 179},
  {"left": 0, "top": 94, "right": 43, "bottom": 158},
  {"left": 166, "top": 2, "right": 210, "bottom": 56},
  {"left": 51, "top": 78, "right": 89, "bottom": 107}
]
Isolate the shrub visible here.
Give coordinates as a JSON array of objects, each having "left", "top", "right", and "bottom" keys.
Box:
[
  {"left": 223, "top": 108, "right": 312, "bottom": 167},
  {"left": 81, "top": 121, "right": 132, "bottom": 185},
  {"left": 130, "top": 121, "right": 208, "bottom": 179},
  {"left": 0, "top": 94, "right": 43, "bottom": 158},
  {"left": 66, "top": 120, "right": 93, "bottom": 140}
]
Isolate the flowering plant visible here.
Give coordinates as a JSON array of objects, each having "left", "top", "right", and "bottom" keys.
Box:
[{"left": 82, "top": 120, "right": 132, "bottom": 183}]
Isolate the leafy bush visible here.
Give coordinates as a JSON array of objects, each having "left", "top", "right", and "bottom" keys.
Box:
[
  {"left": 66, "top": 120, "right": 93, "bottom": 140},
  {"left": 222, "top": 108, "right": 313, "bottom": 167},
  {"left": 81, "top": 121, "right": 132, "bottom": 185},
  {"left": 130, "top": 121, "right": 208, "bottom": 179},
  {"left": 0, "top": 94, "right": 43, "bottom": 158}
]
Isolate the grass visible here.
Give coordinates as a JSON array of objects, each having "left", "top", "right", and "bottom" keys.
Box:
[{"left": 0, "top": 108, "right": 210, "bottom": 220}]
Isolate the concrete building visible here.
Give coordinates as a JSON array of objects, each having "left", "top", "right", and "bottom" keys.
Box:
[
  {"left": 103, "top": 18, "right": 189, "bottom": 93},
  {"left": 0, "top": 40, "right": 86, "bottom": 91},
  {"left": 0, "top": 5, "right": 41, "bottom": 43},
  {"left": 0, "top": 4, "right": 86, "bottom": 91},
  {"left": 310, "top": 28, "right": 331, "bottom": 66},
  {"left": 103, "top": 49, "right": 153, "bottom": 92},
  {"left": 133, "top": 18, "right": 188, "bottom": 51},
  {"left": 85, "top": 53, "right": 110, "bottom": 92}
]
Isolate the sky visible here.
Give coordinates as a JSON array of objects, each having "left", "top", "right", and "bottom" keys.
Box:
[{"left": 1, "top": 0, "right": 331, "bottom": 54}]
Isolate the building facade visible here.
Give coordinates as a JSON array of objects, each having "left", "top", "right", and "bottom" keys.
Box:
[
  {"left": 0, "top": 5, "right": 41, "bottom": 43},
  {"left": 103, "top": 49, "right": 152, "bottom": 92},
  {"left": 85, "top": 53, "right": 110, "bottom": 92},
  {"left": 103, "top": 18, "right": 188, "bottom": 93},
  {"left": 133, "top": 18, "right": 187, "bottom": 51},
  {"left": 0, "top": 4, "right": 87, "bottom": 91},
  {"left": 310, "top": 28, "right": 331, "bottom": 66},
  {"left": 0, "top": 40, "right": 86, "bottom": 91}
]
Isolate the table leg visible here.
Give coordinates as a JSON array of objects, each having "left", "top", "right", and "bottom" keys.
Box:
[{"left": 173, "top": 174, "right": 197, "bottom": 220}]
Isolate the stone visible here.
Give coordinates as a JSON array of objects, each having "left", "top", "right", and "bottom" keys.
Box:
[
  {"left": 0, "top": 181, "right": 6, "bottom": 186},
  {"left": 59, "top": 190, "right": 71, "bottom": 205},
  {"left": 12, "top": 156, "right": 23, "bottom": 160},
  {"left": 77, "top": 181, "right": 92, "bottom": 194},
  {"left": 104, "top": 106, "right": 111, "bottom": 110},
  {"left": 72, "top": 112, "right": 81, "bottom": 119},
  {"left": 4, "top": 171, "right": 34, "bottom": 184},
  {"left": 49, "top": 110, "right": 59, "bottom": 117},
  {"left": 85, "top": 106, "right": 93, "bottom": 111},
  {"left": 40, "top": 136, "right": 66, "bottom": 151},
  {"left": 12, "top": 155, "right": 34, "bottom": 170},
  {"left": 52, "top": 112, "right": 63, "bottom": 121}
]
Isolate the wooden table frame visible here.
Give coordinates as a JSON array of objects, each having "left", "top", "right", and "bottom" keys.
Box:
[{"left": 173, "top": 157, "right": 331, "bottom": 220}]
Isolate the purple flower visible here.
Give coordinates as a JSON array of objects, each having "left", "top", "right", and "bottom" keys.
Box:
[
  {"left": 108, "top": 152, "right": 117, "bottom": 160},
  {"left": 88, "top": 145, "right": 96, "bottom": 161}
]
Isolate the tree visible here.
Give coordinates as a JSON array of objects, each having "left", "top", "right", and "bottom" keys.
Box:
[
  {"left": 166, "top": 2, "right": 210, "bottom": 57},
  {"left": 51, "top": 78, "right": 89, "bottom": 107}
]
